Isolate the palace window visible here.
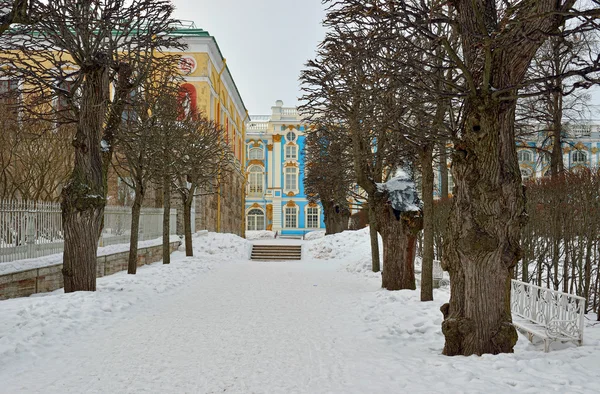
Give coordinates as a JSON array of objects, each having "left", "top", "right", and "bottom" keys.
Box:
[
  {"left": 518, "top": 150, "right": 533, "bottom": 162},
  {"left": 248, "top": 166, "right": 264, "bottom": 195},
  {"left": 249, "top": 147, "right": 263, "bottom": 160},
  {"left": 284, "top": 206, "right": 297, "bottom": 228},
  {"left": 520, "top": 168, "right": 533, "bottom": 181},
  {"left": 572, "top": 150, "right": 587, "bottom": 164},
  {"left": 285, "top": 144, "right": 297, "bottom": 160},
  {"left": 247, "top": 208, "right": 265, "bottom": 231},
  {"left": 306, "top": 207, "right": 320, "bottom": 228},
  {"left": 0, "top": 79, "right": 20, "bottom": 120},
  {"left": 284, "top": 167, "right": 298, "bottom": 191},
  {"left": 286, "top": 131, "right": 297, "bottom": 142}
]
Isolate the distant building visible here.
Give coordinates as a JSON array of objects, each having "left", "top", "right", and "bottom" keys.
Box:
[
  {"left": 516, "top": 121, "right": 600, "bottom": 180},
  {"left": 435, "top": 121, "right": 600, "bottom": 198},
  {"left": 244, "top": 101, "right": 325, "bottom": 236}
]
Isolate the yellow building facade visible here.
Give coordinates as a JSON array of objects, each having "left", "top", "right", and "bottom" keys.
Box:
[{"left": 168, "top": 24, "right": 249, "bottom": 236}]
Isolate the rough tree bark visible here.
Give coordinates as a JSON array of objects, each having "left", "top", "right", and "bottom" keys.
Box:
[
  {"left": 162, "top": 173, "right": 171, "bottom": 265},
  {"left": 420, "top": 144, "right": 434, "bottom": 301},
  {"left": 183, "top": 183, "right": 196, "bottom": 257},
  {"left": 377, "top": 194, "right": 422, "bottom": 291},
  {"left": 127, "top": 182, "right": 144, "bottom": 275},
  {"left": 367, "top": 201, "right": 381, "bottom": 272},
  {"left": 322, "top": 200, "right": 350, "bottom": 235},
  {"left": 442, "top": 102, "right": 525, "bottom": 355},
  {"left": 440, "top": 0, "right": 567, "bottom": 356},
  {"left": 439, "top": 142, "right": 449, "bottom": 200},
  {"left": 61, "top": 65, "right": 108, "bottom": 292}
]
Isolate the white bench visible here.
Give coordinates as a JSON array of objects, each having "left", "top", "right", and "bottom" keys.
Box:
[{"left": 510, "top": 279, "right": 585, "bottom": 352}]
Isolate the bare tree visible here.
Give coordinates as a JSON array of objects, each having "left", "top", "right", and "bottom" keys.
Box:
[
  {"left": 302, "top": 123, "right": 354, "bottom": 235},
  {"left": 175, "top": 115, "right": 233, "bottom": 257},
  {"left": 317, "top": 0, "right": 600, "bottom": 355},
  {"left": 112, "top": 60, "right": 183, "bottom": 274},
  {"left": 0, "top": 0, "right": 183, "bottom": 291}
]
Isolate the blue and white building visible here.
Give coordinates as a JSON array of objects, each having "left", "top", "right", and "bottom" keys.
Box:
[
  {"left": 244, "top": 100, "right": 326, "bottom": 236},
  {"left": 516, "top": 121, "right": 600, "bottom": 180}
]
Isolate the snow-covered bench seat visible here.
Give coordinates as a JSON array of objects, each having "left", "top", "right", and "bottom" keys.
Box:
[{"left": 510, "top": 279, "right": 585, "bottom": 352}]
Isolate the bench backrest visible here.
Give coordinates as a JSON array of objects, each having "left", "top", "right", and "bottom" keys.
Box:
[{"left": 510, "top": 279, "right": 585, "bottom": 338}]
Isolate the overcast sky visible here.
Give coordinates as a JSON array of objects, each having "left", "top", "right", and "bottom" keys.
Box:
[{"left": 171, "top": 0, "right": 326, "bottom": 115}]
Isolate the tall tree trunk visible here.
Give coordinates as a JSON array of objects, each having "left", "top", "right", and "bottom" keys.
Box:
[
  {"left": 439, "top": 141, "right": 449, "bottom": 200},
  {"left": 367, "top": 201, "right": 380, "bottom": 272},
  {"left": 421, "top": 144, "right": 434, "bottom": 301},
  {"left": 183, "top": 184, "right": 196, "bottom": 257},
  {"left": 549, "top": 38, "right": 564, "bottom": 178},
  {"left": 378, "top": 196, "right": 422, "bottom": 291},
  {"left": 442, "top": 102, "right": 524, "bottom": 356},
  {"left": 61, "top": 66, "right": 108, "bottom": 293},
  {"left": 162, "top": 174, "right": 171, "bottom": 265},
  {"left": 127, "top": 182, "right": 144, "bottom": 275},
  {"left": 322, "top": 200, "right": 350, "bottom": 235}
]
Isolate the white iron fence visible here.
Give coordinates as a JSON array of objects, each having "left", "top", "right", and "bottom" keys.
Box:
[{"left": 0, "top": 199, "right": 178, "bottom": 263}]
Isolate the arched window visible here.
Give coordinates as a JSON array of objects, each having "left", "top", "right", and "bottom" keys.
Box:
[
  {"left": 247, "top": 208, "right": 265, "bottom": 231},
  {"left": 306, "top": 206, "right": 320, "bottom": 228},
  {"left": 572, "top": 150, "right": 587, "bottom": 164},
  {"left": 249, "top": 147, "right": 263, "bottom": 160},
  {"left": 285, "top": 144, "right": 297, "bottom": 160},
  {"left": 284, "top": 167, "right": 298, "bottom": 191},
  {"left": 518, "top": 150, "right": 533, "bottom": 162},
  {"left": 248, "top": 166, "right": 264, "bottom": 195},
  {"left": 284, "top": 206, "right": 298, "bottom": 228}
]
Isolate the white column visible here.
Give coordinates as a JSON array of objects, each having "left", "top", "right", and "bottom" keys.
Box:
[{"left": 274, "top": 136, "right": 282, "bottom": 189}]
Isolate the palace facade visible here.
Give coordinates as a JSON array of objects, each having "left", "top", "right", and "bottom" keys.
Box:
[
  {"left": 244, "top": 101, "right": 326, "bottom": 236},
  {"left": 436, "top": 120, "right": 600, "bottom": 197}
]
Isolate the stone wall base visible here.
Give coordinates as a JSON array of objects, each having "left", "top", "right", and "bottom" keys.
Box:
[{"left": 0, "top": 241, "right": 180, "bottom": 301}]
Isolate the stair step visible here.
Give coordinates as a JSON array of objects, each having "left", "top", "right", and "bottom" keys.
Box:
[{"left": 250, "top": 244, "right": 302, "bottom": 261}]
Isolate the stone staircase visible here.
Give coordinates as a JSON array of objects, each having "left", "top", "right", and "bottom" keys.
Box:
[{"left": 250, "top": 244, "right": 302, "bottom": 261}]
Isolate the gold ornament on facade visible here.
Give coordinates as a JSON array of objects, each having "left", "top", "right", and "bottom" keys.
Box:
[
  {"left": 266, "top": 224, "right": 273, "bottom": 231},
  {"left": 308, "top": 202, "right": 318, "bottom": 208},
  {"left": 287, "top": 191, "right": 295, "bottom": 197},
  {"left": 253, "top": 141, "right": 261, "bottom": 148},
  {"left": 251, "top": 203, "right": 261, "bottom": 209},
  {"left": 286, "top": 200, "right": 296, "bottom": 207},
  {"left": 267, "top": 144, "right": 273, "bottom": 151},
  {"left": 266, "top": 204, "right": 273, "bottom": 220},
  {"left": 284, "top": 162, "right": 298, "bottom": 168},
  {"left": 273, "top": 134, "right": 282, "bottom": 143},
  {"left": 575, "top": 142, "right": 586, "bottom": 150},
  {"left": 248, "top": 160, "right": 264, "bottom": 166}
]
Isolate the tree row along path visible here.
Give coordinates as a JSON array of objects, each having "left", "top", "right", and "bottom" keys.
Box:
[{"left": 1, "top": 232, "right": 599, "bottom": 393}]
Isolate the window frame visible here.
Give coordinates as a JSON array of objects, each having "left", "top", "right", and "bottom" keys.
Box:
[
  {"left": 284, "top": 206, "right": 298, "bottom": 228},
  {"left": 305, "top": 206, "right": 320, "bottom": 229},
  {"left": 284, "top": 167, "right": 298, "bottom": 192},
  {"left": 572, "top": 150, "right": 587, "bottom": 164},
  {"left": 284, "top": 144, "right": 298, "bottom": 160},
  {"left": 247, "top": 165, "right": 264, "bottom": 196},
  {"left": 518, "top": 149, "right": 533, "bottom": 162},
  {"left": 247, "top": 208, "right": 266, "bottom": 231},
  {"left": 249, "top": 147, "right": 264, "bottom": 160}
]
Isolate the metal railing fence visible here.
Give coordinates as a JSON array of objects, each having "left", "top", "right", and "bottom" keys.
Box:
[{"left": 0, "top": 199, "right": 178, "bottom": 263}]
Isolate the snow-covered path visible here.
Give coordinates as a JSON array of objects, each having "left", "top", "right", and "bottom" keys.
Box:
[
  {"left": 1, "top": 260, "right": 408, "bottom": 393},
  {"left": 1, "top": 230, "right": 600, "bottom": 393}
]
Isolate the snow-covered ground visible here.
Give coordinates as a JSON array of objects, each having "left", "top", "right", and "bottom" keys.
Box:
[{"left": 0, "top": 229, "right": 599, "bottom": 393}]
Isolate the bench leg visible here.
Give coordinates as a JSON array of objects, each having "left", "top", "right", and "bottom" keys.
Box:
[
  {"left": 527, "top": 332, "right": 533, "bottom": 343},
  {"left": 544, "top": 339, "right": 550, "bottom": 353}
]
